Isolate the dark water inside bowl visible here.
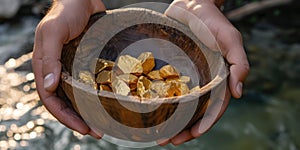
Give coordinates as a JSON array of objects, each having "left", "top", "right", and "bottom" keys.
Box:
[{"left": 0, "top": 1, "right": 300, "bottom": 150}]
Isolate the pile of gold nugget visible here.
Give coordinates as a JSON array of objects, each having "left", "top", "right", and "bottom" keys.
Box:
[{"left": 78, "top": 52, "right": 200, "bottom": 99}]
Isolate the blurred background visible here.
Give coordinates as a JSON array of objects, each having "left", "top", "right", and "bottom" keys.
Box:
[{"left": 0, "top": 0, "right": 299, "bottom": 149}]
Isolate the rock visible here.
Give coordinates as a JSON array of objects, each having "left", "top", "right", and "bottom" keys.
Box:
[{"left": 0, "top": 0, "right": 21, "bottom": 19}]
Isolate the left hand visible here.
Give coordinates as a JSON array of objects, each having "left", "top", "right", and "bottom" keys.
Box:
[
  {"left": 32, "top": 0, "right": 106, "bottom": 138},
  {"left": 161, "top": 0, "right": 250, "bottom": 146}
]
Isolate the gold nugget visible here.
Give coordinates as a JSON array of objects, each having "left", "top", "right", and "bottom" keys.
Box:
[
  {"left": 147, "top": 70, "right": 163, "bottom": 80},
  {"left": 142, "top": 90, "right": 159, "bottom": 99},
  {"left": 116, "top": 55, "right": 143, "bottom": 75},
  {"left": 165, "top": 77, "right": 189, "bottom": 83},
  {"left": 163, "top": 77, "right": 191, "bottom": 96},
  {"left": 137, "top": 76, "right": 152, "bottom": 97},
  {"left": 96, "top": 70, "right": 112, "bottom": 84},
  {"left": 159, "top": 65, "right": 179, "bottom": 79},
  {"left": 79, "top": 70, "right": 94, "bottom": 84},
  {"left": 130, "top": 90, "right": 138, "bottom": 96},
  {"left": 174, "top": 82, "right": 190, "bottom": 96},
  {"left": 90, "top": 58, "right": 114, "bottom": 74},
  {"left": 137, "top": 52, "right": 155, "bottom": 74},
  {"left": 99, "top": 84, "right": 112, "bottom": 92},
  {"left": 179, "top": 76, "right": 191, "bottom": 83},
  {"left": 128, "top": 83, "right": 137, "bottom": 91},
  {"left": 165, "top": 77, "right": 179, "bottom": 82},
  {"left": 111, "top": 79, "right": 131, "bottom": 96},
  {"left": 81, "top": 52, "right": 198, "bottom": 99},
  {"left": 78, "top": 71, "right": 97, "bottom": 89},
  {"left": 117, "top": 74, "right": 138, "bottom": 85},
  {"left": 180, "top": 83, "right": 190, "bottom": 95},
  {"left": 190, "top": 86, "right": 201, "bottom": 93},
  {"left": 167, "top": 81, "right": 179, "bottom": 97},
  {"left": 150, "top": 81, "right": 172, "bottom": 97}
]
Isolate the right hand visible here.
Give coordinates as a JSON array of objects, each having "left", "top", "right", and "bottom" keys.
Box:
[
  {"left": 162, "top": 0, "right": 250, "bottom": 145},
  {"left": 32, "top": 0, "right": 106, "bottom": 138}
]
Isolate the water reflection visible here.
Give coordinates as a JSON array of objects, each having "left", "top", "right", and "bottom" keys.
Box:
[{"left": 0, "top": 53, "right": 47, "bottom": 149}]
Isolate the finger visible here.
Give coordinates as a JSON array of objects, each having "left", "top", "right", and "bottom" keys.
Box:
[
  {"left": 171, "top": 130, "right": 194, "bottom": 146},
  {"left": 89, "top": 126, "right": 104, "bottom": 139},
  {"left": 32, "top": 58, "right": 91, "bottom": 135},
  {"left": 32, "top": 17, "right": 89, "bottom": 135},
  {"left": 216, "top": 27, "right": 250, "bottom": 98},
  {"left": 90, "top": 0, "right": 106, "bottom": 14},
  {"left": 156, "top": 138, "right": 170, "bottom": 146},
  {"left": 88, "top": 130, "right": 102, "bottom": 139},
  {"left": 191, "top": 82, "right": 230, "bottom": 137},
  {"left": 34, "top": 18, "right": 69, "bottom": 92},
  {"left": 164, "top": 0, "right": 189, "bottom": 24},
  {"left": 42, "top": 57, "right": 61, "bottom": 92},
  {"left": 44, "top": 95, "right": 91, "bottom": 135}
]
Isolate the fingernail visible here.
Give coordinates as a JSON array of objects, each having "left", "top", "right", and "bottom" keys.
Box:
[
  {"left": 236, "top": 82, "right": 243, "bottom": 98},
  {"left": 44, "top": 73, "right": 55, "bottom": 89}
]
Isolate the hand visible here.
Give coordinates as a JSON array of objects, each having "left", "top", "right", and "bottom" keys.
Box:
[
  {"left": 162, "top": 0, "right": 250, "bottom": 145},
  {"left": 32, "top": 0, "right": 106, "bottom": 138}
]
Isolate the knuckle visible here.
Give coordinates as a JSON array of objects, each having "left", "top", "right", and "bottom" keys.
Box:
[
  {"left": 36, "top": 17, "right": 61, "bottom": 36},
  {"left": 226, "top": 27, "right": 242, "bottom": 39},
  {"left": 36, "top": 19, "right": 53, "bottom": 34},
  {"left": 244, "top": 63, "right": 250, "bottom": 74}
]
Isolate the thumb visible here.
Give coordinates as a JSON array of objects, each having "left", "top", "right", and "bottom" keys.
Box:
[
  {"left": 40, "top": 30, "right": 65, "bottom": 92},
  {"left": 36, "top": 20, "right": 68, "bottom": 92},
  {"left": 217, "top": 27, "right": 250, "bottom": 98},
  {"left": 42, "top": 56, "right": 62, "bottom": 92}
]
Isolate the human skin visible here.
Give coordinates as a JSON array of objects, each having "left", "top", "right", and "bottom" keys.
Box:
[
  {"left": 32, "top": 0, "right": 106, "bottom": 138},
  {"left": 161, "top": 0, "right": 250, "bottom": 145},
  {"left": 32, "top": 0, "right": 249, "bottom": 145}
]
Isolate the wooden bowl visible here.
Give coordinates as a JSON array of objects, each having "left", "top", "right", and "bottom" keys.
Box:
[{"left": 57, "top": 8, "right": 228, "bottom": 142}]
